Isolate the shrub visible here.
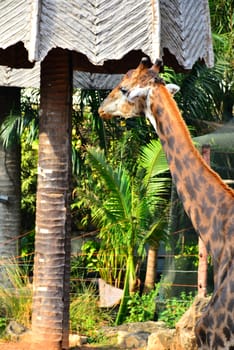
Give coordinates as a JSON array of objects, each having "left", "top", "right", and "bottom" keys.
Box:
[
  {"left": 125, "top": 286, "right": 159, "bottom": 323},
  {"left": 158, "top": 291, "right": 194, "bottom": 328}
]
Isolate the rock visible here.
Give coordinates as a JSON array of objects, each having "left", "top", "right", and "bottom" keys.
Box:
[
  {"left": 147, "top": 328, "right": 175, "bottom": 350},
  {"left": 103, "top": 320, "right": 167, "bottom": 337},
  {"left": 172, "top": 295, "right": 210, "bottom": 350},
  {"left": 118, "top": 330, "right": 150, "bottom": 349},
  {"left": 6, "top": 321, "right": 27, "bottom": 341},
  {"left": 113, "top": 321, "right": 168, "bottom": 349},
  {"left": 69, "top": 334, "right": 88, "bottom": 347},
  {"left": 96, "top": 313, "right": 212, "bottom": 350}
]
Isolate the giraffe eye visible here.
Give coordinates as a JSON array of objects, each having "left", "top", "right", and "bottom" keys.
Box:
[{"left": 120, "top": 87, "right": 128, "bottom": 95}]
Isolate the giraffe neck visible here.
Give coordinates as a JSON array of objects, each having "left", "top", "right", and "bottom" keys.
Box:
[{"left": 148, "top": 85, "right": 234, "bottom": 262}]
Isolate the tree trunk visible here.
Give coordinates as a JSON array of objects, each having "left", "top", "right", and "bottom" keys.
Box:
[
  {"left": 31, "top": 49, "right": 72, "bottom": 350},
  {"left": 144, "top": 243, "right": 158, "bottom": 293},
  {"left": 0, "top": 87, "right": 21, "bottom": 261},
  {"left": 115, "top": 253, "right": 135, "bottom": 325},
  {"left": 197, "top": 145, "right": 209, "bottom": 297}
]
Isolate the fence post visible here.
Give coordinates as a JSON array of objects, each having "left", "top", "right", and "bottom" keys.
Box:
[{"left": 197, "top": 144, "right": 210, "bottom": 297}]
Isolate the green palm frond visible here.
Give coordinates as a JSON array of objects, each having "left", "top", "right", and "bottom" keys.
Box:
[
  {"left": 144, "top": 212, "right": 169, "bottom": 244},
  {"left": 137, "top": 139, "right": 170, "bottom": 198},
  {"left": 0, "top": 110, "right": 39, "bottom": 148},
  {"left": 87, "top": 147, "right": 132, "bottom": 223},
  {"left": 136, "top": 140, "right": 171, "bottom": 248},
  {"left": 177, "top": 60, "right": 231, "bottom": 121},
  {"left": 138, "top": 139, "right": 169, "bottom": 181},
  {"left": 24, "top": 117, "right": 39, "bottom": 144},
  {"left": 0, "top": 113, "right": 23, "bottom": 147},
  {"left": 138, "top": 220, "right": 168, "bottom": 256},
  {"left": 80, "top": 89, "right": 108, "bottom": 150}
]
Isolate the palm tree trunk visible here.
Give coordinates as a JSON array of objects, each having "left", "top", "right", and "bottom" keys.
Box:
[
  {"left": 0, "top": 87, "right": 21, "bottom": 261},
  {"left": 31, "top": 49, "right": 72, "bottom": 350},
  {"left": 115, "top": 253, "right": 135, "bottom": 325},
  {"left": 144, "top": 243, "right": 158, "bottom": 293}
]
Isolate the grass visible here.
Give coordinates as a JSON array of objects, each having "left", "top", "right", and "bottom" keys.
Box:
[
  {"left": 0, "top": 258, "right": 32, "bottom": 330},
  {"left": 0, "top": 260, "right": 114, "bottom": 344},
  {"left": 70, "top": 283, "right": 114, "bottom": 343},
  {"left": 0, "top": 258, "right": 195, "bottom": 347}
]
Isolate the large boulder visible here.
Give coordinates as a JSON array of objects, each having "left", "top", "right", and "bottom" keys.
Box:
[
  {"left": 172, "top": 295, "right": 210, "bottom": 350},
  {"left": 118, "top": 330, "right": 150, "bottom": 349},
  {"left": 104, "top": 321, "right": 168, "bottom": 349},
  {"left": 147, "top": 328, "right": 175, "bottom": 350}
]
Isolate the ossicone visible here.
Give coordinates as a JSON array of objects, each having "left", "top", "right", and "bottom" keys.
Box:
[
  {"left": 155, "top": 58, "right": 163, "bottom": 67},
  {"left": 140, "top": 57, "right": 152, "bottom": 68},
  {"left": 152, "top": 58, "right": 163, "bottom": 73}
]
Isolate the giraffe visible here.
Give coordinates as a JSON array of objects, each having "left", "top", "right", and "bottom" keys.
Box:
[{"left": 98, "top": 57, "right": 234, "bottom": 350}]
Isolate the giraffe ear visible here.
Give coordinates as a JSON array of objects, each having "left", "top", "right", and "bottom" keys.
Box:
[
  {"left": 127, "top": 87, "right": 149, "bottom": 102},
  {"left": 166, "top": 84, "right": 180, "bottom": 96}
]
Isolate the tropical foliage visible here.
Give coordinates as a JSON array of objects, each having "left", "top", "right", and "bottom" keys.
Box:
[
  {"left": 125, "top": 285, "right": 159, "bottom": 323},
  {"left": 158, "top": 291, "right": 194, "bottom": 328},
  {"left": 72, "top": 139, "right": 170, "bottom": 324}
]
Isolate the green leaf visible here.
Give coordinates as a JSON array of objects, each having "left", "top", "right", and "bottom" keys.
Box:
[{"left": 87, "top": 147, "right": 132, "bottom": 222}]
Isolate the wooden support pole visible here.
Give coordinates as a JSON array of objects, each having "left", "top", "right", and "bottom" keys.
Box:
[{"left": 197, "top": 144, "right": 210, "bottom": 297}]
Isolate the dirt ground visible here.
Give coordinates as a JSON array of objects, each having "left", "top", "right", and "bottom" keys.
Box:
[
  {"left": 0, "top": 342, "right": 121, "bottom": 349},
  {"left": 0, "top": 342, "right": 32, "bottom": 350}
]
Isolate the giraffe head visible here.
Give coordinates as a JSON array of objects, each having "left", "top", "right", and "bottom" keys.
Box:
[{"left": 98, "top": 57, "right": 179, "bottom": 130}]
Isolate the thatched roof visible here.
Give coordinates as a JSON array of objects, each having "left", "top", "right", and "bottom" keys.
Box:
[
  {"left": 0, "top": 63, "right": 122, "bottom": 90},
  {"left": 0, "top": 0, "right": 213, "bottom": 74}
]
